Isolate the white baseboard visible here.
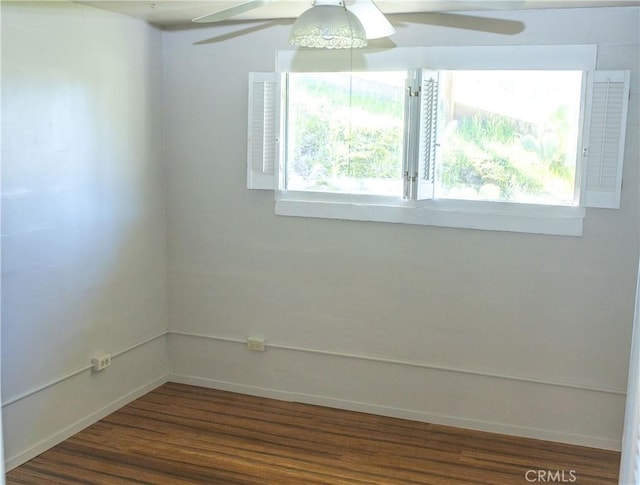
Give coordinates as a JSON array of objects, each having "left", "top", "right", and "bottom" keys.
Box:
[
  {"left": 5, "top": 375, "right": 169, "bottom": 471},
  {"left": 168, "top": 373, "right": 622, "bottom": 451}
]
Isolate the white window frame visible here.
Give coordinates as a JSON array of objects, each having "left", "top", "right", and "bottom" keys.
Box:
[{"left": 248, "top": 45, "right": 630, "bottom": 237}]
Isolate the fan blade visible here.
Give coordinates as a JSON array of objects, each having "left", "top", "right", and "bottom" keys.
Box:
[
  {"left": 447, "top": 0, "right": 526, "bottom": 10},
  {"left": 193, "top": 0, "right": 270, "bottom": 23},
  {"left": 394, "top": 12, "right": 524, "bottom": 35},
  {"left": 348, "top": 0, "right": 395, "bottom": 39},
  {"left": 194, "top": 20, "right": 289, "bottom": 44}
]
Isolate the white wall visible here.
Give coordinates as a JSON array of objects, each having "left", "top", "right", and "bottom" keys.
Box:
[
  {"left": 0, "top": 6, "right": 5, "bottom": 478},
  {"left": 164, "top": 7, "right": 640, "bottom": 450},
  {"left": 620, "top": 257, "right": 640, "bottom": 484},
  {"left": 1, "top": 2, "right": 168, "bottom": 469}
]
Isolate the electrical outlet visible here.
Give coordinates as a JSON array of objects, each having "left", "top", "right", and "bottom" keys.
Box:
[
  {"left": 246, "top": 337, "right": 265, "bottom": 352},
  {"left": 92, "top": 353, "right": 111, "bottom": 371}
]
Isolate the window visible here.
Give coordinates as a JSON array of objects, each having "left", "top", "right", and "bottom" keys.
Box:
[
  {"left": 286, "top": 71, "right": 406, "bottom": 196},
  {"left": 436, "top": 70, "right": 583, "bottom": 206},
  {"left": 247, "top": 46, "right": 630, "bottom": 236}
]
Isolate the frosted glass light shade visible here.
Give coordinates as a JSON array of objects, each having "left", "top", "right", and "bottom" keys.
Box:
[{"left": 289, "top": 4, "right": 368, "bottom": 49}]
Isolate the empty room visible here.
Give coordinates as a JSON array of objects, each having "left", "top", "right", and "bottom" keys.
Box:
[{"left": 2, "top": 0, "right": 640, "bottom": 483}]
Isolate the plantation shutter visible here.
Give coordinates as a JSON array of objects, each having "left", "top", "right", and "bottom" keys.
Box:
[
  {"left": 416, "top": 70, "right": 439, "bottom": 200},
  {"left": 247, "top": 72, "right": 280, "bottom": 190},
  {"left": 582, "top": 70, "right": 630, "bottom": 209}
]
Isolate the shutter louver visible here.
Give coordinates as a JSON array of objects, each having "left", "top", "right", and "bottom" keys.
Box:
[
  {"left": 583, "top": 70, "right": 630, "bottom": 209},
  {"left": 416, "top": 70, "right": 438, "bottom": 200},
  {"left": 247, "top": 72, "right": 280, "bottom": 190}
]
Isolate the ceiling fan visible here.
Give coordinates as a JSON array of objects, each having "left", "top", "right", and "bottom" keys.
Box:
[{"left": 191, "top": 0, "right": 526, "bottom": 47}]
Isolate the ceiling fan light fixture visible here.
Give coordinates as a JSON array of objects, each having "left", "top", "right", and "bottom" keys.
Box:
[{"left": 289, "top": 0, "right": 368, "bottom": 49}]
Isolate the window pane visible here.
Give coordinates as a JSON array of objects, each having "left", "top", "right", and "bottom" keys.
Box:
[
  {"left": 437, "top": 71, "right": 583, "bottom": 205},
  {"left": 286, "top": 72, "right": 406, "bottom": 196}
]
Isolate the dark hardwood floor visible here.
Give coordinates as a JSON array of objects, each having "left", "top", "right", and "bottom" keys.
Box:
[{"left": 7, "top": 382, "right": 620, "bottom": 484}]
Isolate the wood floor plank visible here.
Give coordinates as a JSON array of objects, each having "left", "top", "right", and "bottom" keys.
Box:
[{"left": 6, "top": 382, "right": 621, "bottom": 484}]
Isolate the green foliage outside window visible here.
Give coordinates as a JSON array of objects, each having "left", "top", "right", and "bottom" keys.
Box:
[
  {"left": 288, "top": 74, "right": 403, "bottom": 193},
  {"left": 439, "top": 108, "right": 575, "bottom": 203}
]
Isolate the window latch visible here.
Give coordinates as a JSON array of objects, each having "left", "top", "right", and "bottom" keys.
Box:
[
  {"left": 403, "top": 171, "right": 418, "bottom": 199},
  {"left": 403, "top": 170, "right": 410, "bottom": 199}
]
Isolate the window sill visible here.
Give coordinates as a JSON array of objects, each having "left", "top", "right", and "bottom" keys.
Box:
[{"left": 274, "top": 192, "right": 586, "bottom": 236}]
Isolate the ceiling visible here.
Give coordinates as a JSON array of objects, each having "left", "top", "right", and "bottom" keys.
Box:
[{"left": 77, "top": 0, "right": 640, "bottom": 27}]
